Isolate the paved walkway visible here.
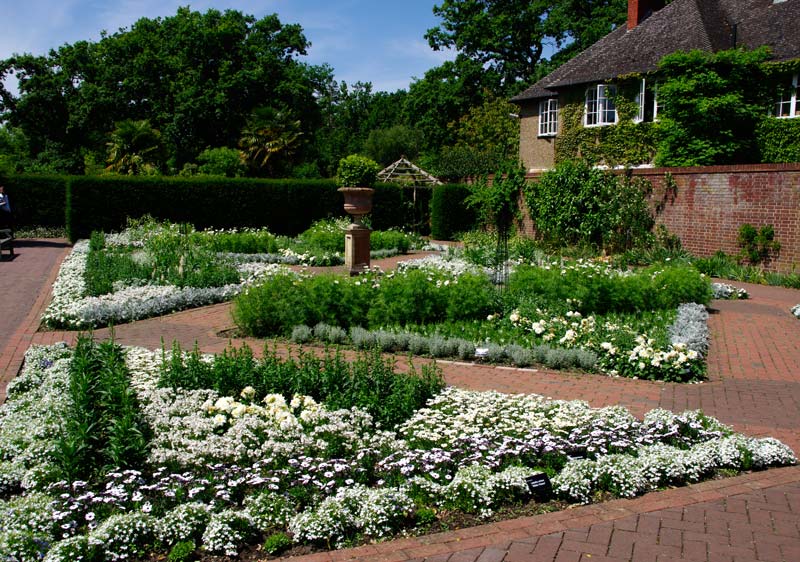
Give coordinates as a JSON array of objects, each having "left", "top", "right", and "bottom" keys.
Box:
[{"left": 2, "top": 243, "right": 800, "bottom": 561}]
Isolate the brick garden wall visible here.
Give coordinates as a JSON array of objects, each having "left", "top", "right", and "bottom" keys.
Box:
[{"left": 521, "top": 164, "right": 800, "bottom": 272}]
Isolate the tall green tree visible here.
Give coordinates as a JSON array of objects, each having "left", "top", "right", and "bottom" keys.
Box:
[
  {"left": 426, "top": 0, "right": 627, "bottom": 89},
  {"left": 0, "top": 7, "right": 325, "bottom": 172}
]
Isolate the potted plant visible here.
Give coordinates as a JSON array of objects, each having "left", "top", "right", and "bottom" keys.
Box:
[{"left": 337, "top": 155, "right": 380, "bottom": 222}]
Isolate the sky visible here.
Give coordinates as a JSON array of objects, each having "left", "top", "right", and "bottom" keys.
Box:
[{"left": 0, "top": 0, "right": 456, "bottom": 94}]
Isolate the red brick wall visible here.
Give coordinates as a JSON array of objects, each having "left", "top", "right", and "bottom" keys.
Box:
[{"left": 521, "top": 164, "right": 800, "bottom": 272}]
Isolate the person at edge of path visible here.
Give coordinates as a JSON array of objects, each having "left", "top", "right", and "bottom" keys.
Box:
[{"left": 0, "top": 185, "right": 11, "bottom": 230}]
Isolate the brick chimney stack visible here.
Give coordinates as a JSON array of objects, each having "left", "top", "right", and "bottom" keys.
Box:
[{"left": 628, "top": 0, "right": 666, "bottom": 30}]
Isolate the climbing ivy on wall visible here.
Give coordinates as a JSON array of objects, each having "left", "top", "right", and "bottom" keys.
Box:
[
  {"left": 554, "top": 79, "right": 660, "bottom": 167},
  {"left": 550, "top": 50, "right": 800, "bottom": 167},
  {"left": 756, "top": 116, "right": 800, "bottom": 163}
]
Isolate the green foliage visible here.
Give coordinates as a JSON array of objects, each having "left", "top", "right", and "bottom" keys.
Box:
[
  {"left": 555, "top": 93, "right": 660, "bottom": 167},
  {"left": 655, "top": 47, "right": 773, "bottom": 166},
  {"left": 262, "top": 533, "right": 292, "bottom": 555},
  {"left": 0, "top": 7, "right": 321, "bottom": 170},
  {"left": 234, "top": 269, "right": 495, "bottom": 337},
  {"left": 159, "top": 343, "right": 445, "bottom": 428},
  {"left": 54, "top": 335, "right": 149, "bottom": 483},
  {"left": 424, "top": 145, "right": 504, "bottom": 182},
  {"left": 0, "top": 174, "right": 67, "bottom": 228},
  {"left": 368, "top": 269, "right": 495, "bottom": 327},
  {"left": 196, "top": 147, "right": 246, "bottom": 177},
  {"left": 189, "top": 228, "right": 279, "bottom": 253},
  {"left": 296, "top": 218, "right": 413, "bottom": 254},
  {"left": 105, "top": 119, "right": 166, "bottom": 175},
  {"left": 233, "top": 273, "right": 372, "bottom": 336},
  {"left": 737, "top": 224, "right": 781, "bottom": 265},
  {"left": 430, "top": 184, "right": 477, "bottom": 240},
  {"left": 167, "top": 540, "right": 196, "bottom": 562},
  {"left": 451, "top": 95, "right": 520, "bottom": 166},
  {"left": 426, "top": 0, "right": 626, "bottom": 88},
  {"left": 466, "top": 164, "right": 525, "bottom": 236},
  {"left": 363, "top": 125, "right": 423, "bottom": 165},
  {"left": 238, "top": 108, "right": 304, "bottom": 176},
  {"left": 692, "top": 250, "right": 800, "bottom": 289},
  {"left": 756, "top": 117, "right": 800, "bottom": 163},
  {"left": 336, "top": 154, "right": 381, "bottom": 188},
  {"left": 65, "top": 175, "right": 341, "bottom": 241},
  {"left": 525, "top": 160, "right": 654, "bottom": 252},
  {"left": 506, "top": 263, "right": 710, "bottom": 315}
]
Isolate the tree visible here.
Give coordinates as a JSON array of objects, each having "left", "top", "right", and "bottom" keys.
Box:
[
  {"left": 196, "top": 147, "right": 246, "bottom": 177},
  {"left": 363, "top": 125, "right": 423, "bottom": 165},
  {"left": 238, "top": 108, "right": 304, "bottom": 176},
  {"left": 105, "top": 119, "right": 166, "bottom": 175},
  {"left": 0, "top": 7, "right": 324, "bottom": 172},
  {"left": 426, "top": 0, "right": 627, "bottom": 89},
  {"left": 655, "top": 47, "right": 773, "bottom": 166},
  {"left": 451, "top": 95, "right": 520, "bottom": 166},
  {"left": 403, "top": 56, "right": 494, "bottom": 151}
]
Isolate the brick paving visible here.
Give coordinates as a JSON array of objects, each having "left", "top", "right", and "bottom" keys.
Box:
[{"left": 2, "top": 244, "right": 800, "bottom": 561}]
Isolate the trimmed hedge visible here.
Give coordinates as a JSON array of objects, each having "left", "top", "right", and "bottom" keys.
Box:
[
  {"left": 1, "top": 175, "right": 67, "bottom": 228},
  {"left": 2, "top": 174, "right": 433, "bottom": 240},
  {"left": 429, "top": 183, "right": 477, "bottom": 240},
  {"left": 66, "top": 176, "right": 342, "bottom": 241},
  {"left": 372, "top": 183, "right": 432, "bottom": 235}
]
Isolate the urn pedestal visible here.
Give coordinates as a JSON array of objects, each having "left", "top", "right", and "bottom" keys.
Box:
[{"left": 338, "top": 187, "right": 374, "bottom": 275}]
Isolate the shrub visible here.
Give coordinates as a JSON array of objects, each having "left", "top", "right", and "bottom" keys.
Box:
[
  {"left": 737, "top": 223, "right": 780, "bottom": 265},
  {"left": 430, "top": 184, "right": 477, "bottom": 240},
  {"left": 336, "top": 155, "right": 381, "bottom": 188},
  {"left": 525, "top": 160, "right": 653, "bottom": 251},
  {"left": 262, "top": 532, "right": 293, "bottom": 555},
  {"left": 167, "top": 540, "right": 196, "bottom": 562}
]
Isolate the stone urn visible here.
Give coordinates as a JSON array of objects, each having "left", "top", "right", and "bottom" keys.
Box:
[
  {"left": 338, "top": 187, "right": 374, "bottom": 226},
  {"left": 338, "top": 187, "right": 374, "bottom": 274}
]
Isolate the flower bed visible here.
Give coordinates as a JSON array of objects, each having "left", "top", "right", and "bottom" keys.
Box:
[
  {"left": 0, "top": 342, "right": 794, "bottom": 561},
  {"left": 41, "top": 219, "right": 416, "bottom": 329},
  {"left": 236, "top": 256, "right": 712, "bottom": 382}
]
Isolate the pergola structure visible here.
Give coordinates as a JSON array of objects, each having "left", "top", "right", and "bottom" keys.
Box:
[{"left": 377, "top": 157, "right": 442, "bottom": 186}]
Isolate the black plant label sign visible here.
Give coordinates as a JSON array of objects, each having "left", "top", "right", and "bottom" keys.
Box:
[{"left": 525, "top": 473, "right": 553, "bottom": 500}]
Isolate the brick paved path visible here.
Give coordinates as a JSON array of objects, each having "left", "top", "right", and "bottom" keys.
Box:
[{"left": 3, "top": 244, "right": 800, "bottom": 561}]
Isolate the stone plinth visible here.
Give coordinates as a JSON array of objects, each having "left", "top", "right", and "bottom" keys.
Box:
[{"left": 344, "top": 223, "right": 371, "bottom": 275}]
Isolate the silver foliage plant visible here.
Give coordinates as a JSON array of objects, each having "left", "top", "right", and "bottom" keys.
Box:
[{"left": 668, "top": 303, "right": 710, "bottom": 356}]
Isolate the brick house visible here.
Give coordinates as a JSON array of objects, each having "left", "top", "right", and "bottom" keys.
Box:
[{"left": 511, "top": 0, "right": 800, "bottom": 172}]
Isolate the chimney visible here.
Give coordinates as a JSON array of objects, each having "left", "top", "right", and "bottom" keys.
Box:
[{"left": 628, "top": 0, "right": 666, "bottom": 30}]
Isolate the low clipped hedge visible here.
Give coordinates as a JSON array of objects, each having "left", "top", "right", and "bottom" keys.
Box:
[
  {"left": 506, "top": 264, "right": 711, "bottom": 315},
  {"left": 429, "top": 183, "right": 477, "bottom": 240}
]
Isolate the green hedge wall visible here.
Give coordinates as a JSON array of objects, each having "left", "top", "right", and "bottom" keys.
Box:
[
  {"left": 429, "top": 183, "right": 477, "bottom": 240},
  {"left": 372, "top": 183, "right": 432, "bottom": 235},
  {"left": 1, "top": 175, "right": 67, "bottom": 228},
  {"left": 66, "top": 176, "right": 342, "bottom": 241},
  {"left": 1, "top": 174, "right": 434, "bottom": 240}
]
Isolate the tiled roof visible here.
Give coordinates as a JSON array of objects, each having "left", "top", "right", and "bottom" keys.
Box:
[{"left": 512, "top": 0, "right": 800, "bottom": 102}]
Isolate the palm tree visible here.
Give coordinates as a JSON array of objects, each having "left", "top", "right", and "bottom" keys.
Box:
[
  {"left": 105, "top": 119, "right": 166, "bottom": 175},
  {"left": 238, "top": 108, "right": 303, "bottom": 175}
]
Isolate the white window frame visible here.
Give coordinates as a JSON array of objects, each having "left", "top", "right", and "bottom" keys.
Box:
[
  {"left": 633, "top": 79, "right": 646, "bottom": 123},
  {"left": 584, "top": 84, "right": 617, "bottom": 127},
  {"left": 653, "top": 83, "right": 664, "bottom": 121},
  {"left": 538, "top": 98, "right": 559, "bottom": 137},
  {"left": 774, "top": 74, "right": 799, "bottom": 118}
]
